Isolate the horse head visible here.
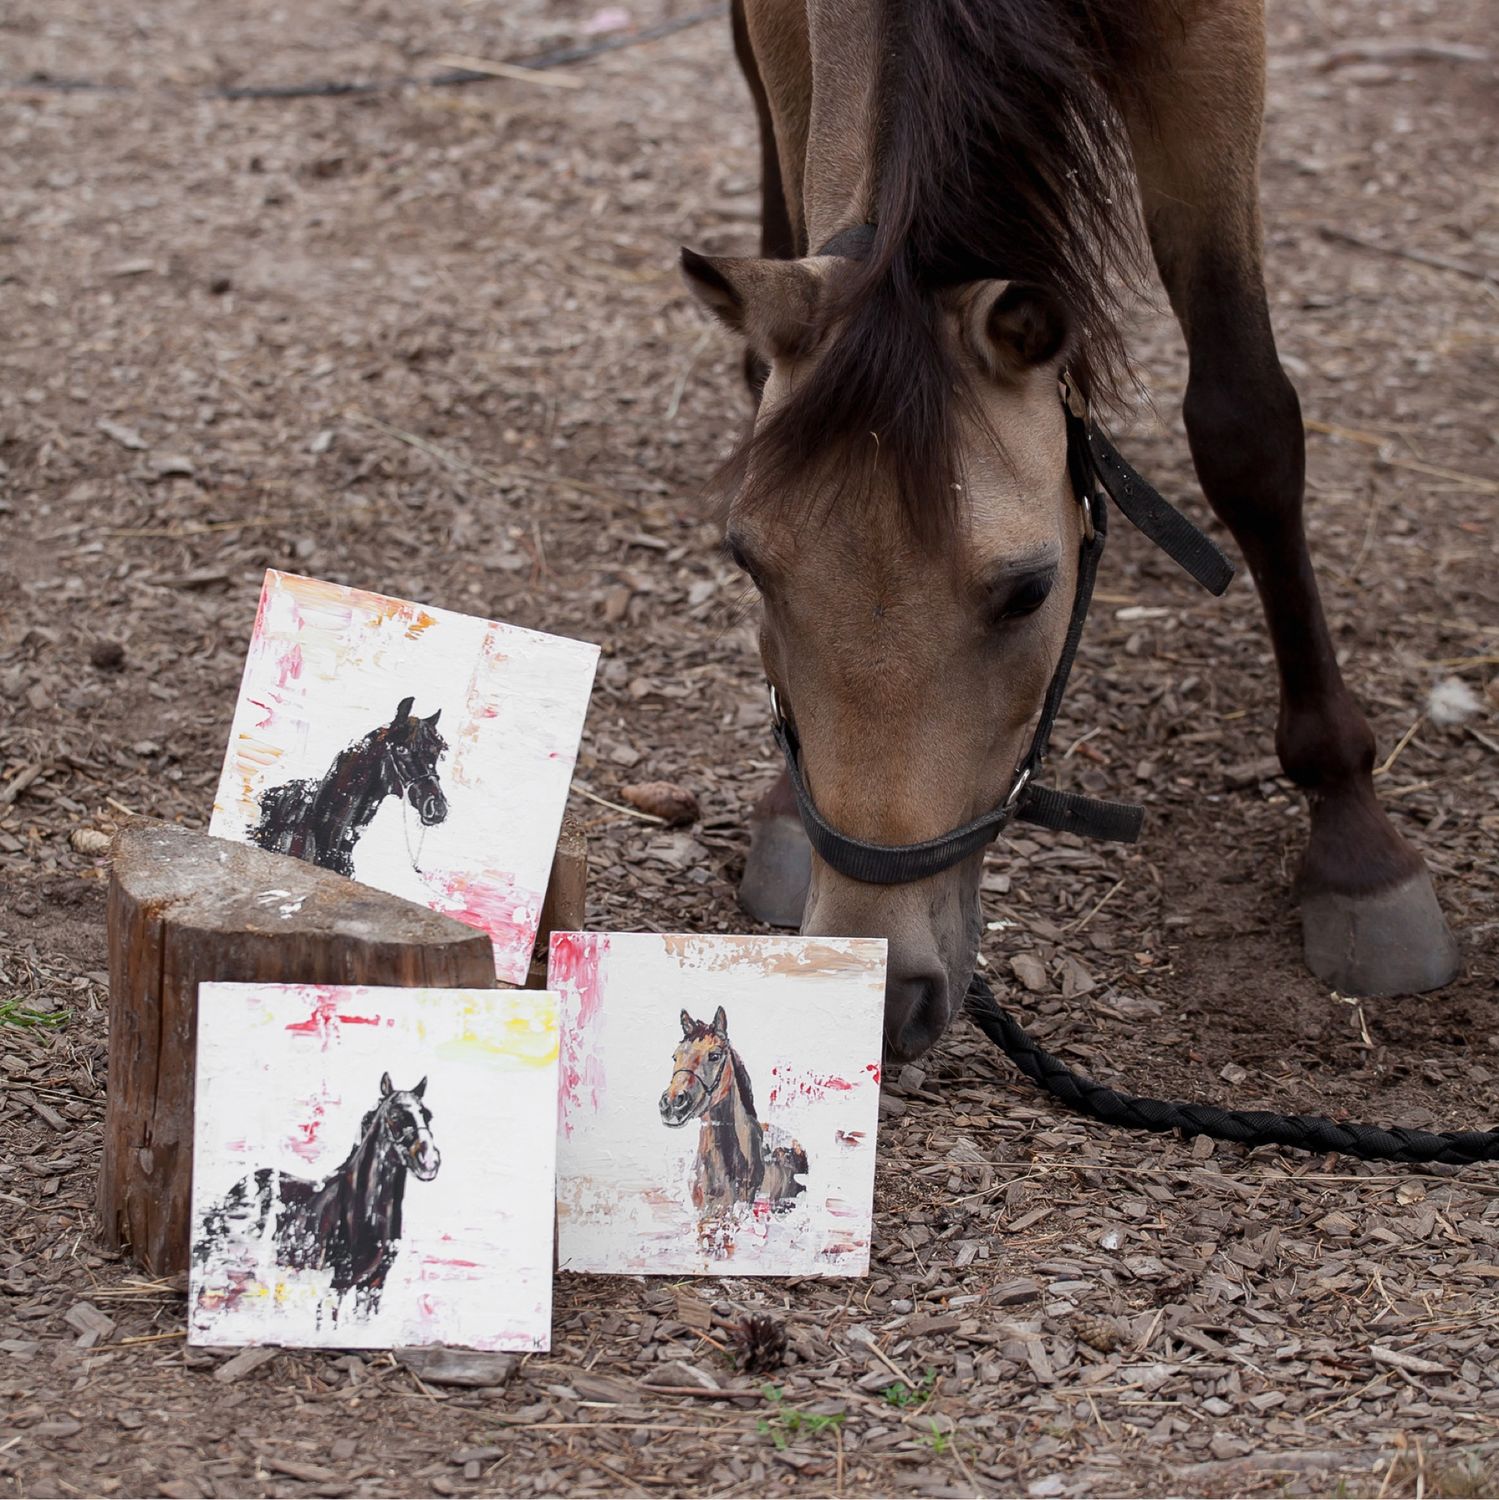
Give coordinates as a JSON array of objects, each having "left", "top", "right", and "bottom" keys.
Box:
[
  {"left": 682, "top": 251, "right": 1089, "bottom": 1063},
  {"left": 659, "top": 1006, "right": 733, "bottom": 1128},
  {"left": 385, "top": 696, "right": 449, "bottom": 827},
  {"left": 375, "top": 1071, "right": 441, "bottom": 1181}
]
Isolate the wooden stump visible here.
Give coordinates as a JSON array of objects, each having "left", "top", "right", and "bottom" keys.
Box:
[
  {"left": 527, "top": 813, "right": 588, "bottom": 989},
  {"left": 99, "top": 820, "right": 498, "bottom": 1276}
]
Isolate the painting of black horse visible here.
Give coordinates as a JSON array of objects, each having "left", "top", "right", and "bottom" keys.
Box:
[
  {"left": 193, "top": 1072, "right": 441, "bottom": 1317},
  {"left": 249, "top": 696, "right": 448, "bottom": 877}
]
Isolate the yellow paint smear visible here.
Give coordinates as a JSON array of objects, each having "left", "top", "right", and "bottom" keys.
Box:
[{"left": 430, "top": 993, "right": 559, "bottom": 1069}]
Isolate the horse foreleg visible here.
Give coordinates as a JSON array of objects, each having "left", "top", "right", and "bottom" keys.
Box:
[{"left": 1122, "top": 1, "right": 1457, "bottom": 996}]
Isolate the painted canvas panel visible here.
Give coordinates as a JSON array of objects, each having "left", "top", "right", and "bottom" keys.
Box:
[
  {"left": 209, "top": 570, "right": 599, "bottom": 984},
  {"left": 551, "top": 933, "right": 887, "bottom": 1277},
  {"left": 189, "top": 983, "right": 559, "bottom": 1351}
]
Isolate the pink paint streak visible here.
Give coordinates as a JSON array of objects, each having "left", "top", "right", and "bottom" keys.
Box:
[
  {"left": 550, "top": 932, "right": 610, "bottom": 1135},
  {"left": 286, "top": 1095, "right": 327, "bottom": 1164},
  {"left": 767, "top": 1067, "right": 863, "bottom": 1105},
  {"left": 429, "top": 869, "right": 540, "bottom": 987},
  {"left": 275, "top": 642, "right": 304, "bottom": 688},
  {"left": 283, "top": 987, "right": 382, "bottom": 1044}
]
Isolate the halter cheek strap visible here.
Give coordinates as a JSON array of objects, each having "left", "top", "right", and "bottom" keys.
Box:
[{"left": 767, "top": 291, "right": 1236, "bottom": 882}]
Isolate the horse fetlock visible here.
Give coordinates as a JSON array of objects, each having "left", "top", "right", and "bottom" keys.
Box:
[
  {"left": 1273, "top": 690, "right": 1377, "bottom": 794},
  {"left": 739, "top": 808, "right": 812, "bottom": 929}
]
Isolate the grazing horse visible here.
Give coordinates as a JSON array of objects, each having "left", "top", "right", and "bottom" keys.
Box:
[
  {"left": 194, "top": 1073, "right": 440, "bottom": 1316},
  {"left": 250, "top": 696, "right": 448, "bottom": 877},
  {"left": 659, "top": 1006, "right": 808, "bottom": 1214},
  {"left": 682, "top": 0, "right": 1457, "bottom": 1060}
]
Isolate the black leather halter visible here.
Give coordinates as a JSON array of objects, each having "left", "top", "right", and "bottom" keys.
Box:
[{"left": 769, "top": 234, "right": 1235, "bottom": 885}]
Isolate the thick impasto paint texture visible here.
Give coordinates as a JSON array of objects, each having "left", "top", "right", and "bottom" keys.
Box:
[
  {"left": 189, "top": 983, "right": 559, "bottom": 1351},
  {"left": 210, "top": 571, "right": 598, "bottom": 984},
  {"left": 550, "top": 933, "right": 887, "bottom": 1276}
]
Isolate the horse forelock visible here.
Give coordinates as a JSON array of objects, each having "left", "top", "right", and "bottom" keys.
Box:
[{"left": 735, "top": 0, "right": 1145, "bottom": 549}]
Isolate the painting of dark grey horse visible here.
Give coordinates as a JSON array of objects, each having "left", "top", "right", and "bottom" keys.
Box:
[
  {"left": 249, "top": 696, "right": 448, "bottom": 878},
  {"left": 192, "top": 1072, "right": 440, "bottom": 1317}
]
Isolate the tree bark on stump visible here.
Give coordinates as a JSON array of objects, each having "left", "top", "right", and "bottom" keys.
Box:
[
  {"left": 99, "top": 820, "right": 498, "bottom": 1276},
  {"left": 527, "top": 814, "right": 587, "bottom": 989}
]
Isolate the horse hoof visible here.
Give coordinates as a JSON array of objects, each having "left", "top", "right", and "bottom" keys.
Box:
[
  {"left": 1300, "top": 869, "right": 1460, "bottom": 997},
  {"left": 739, "top": 812, "right": 811, "bottom": 929}
]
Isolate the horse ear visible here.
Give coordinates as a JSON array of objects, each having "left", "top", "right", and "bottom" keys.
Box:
[
  {"left": 380, "top": 1071, "right": 394, "bottom": 1097},
  {"left": 680, "top": 249, "right": 827, "bottom": 362},
  {"left": 712, "top": 1005, "right": 728, "bottom": 1037},
  {"left": 425, "top": 709, "right": 441, "bottom": 729},
  {"left": 966, "top": 281, "right": 1073, "bottom": 379},
  {"left": 393, "top": 696, "right": 414, "bottom": 724},
  {"left": 680, "top": 1009, "right": 694, "bottom": 1037},
  {"left": 412, "top": 1076, "right": 427, "bottom": 1099}
]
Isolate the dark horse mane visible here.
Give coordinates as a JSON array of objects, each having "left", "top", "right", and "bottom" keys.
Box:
[
  {"left": 683, "top": 1016, "right": 759, "bottom": 1118},
  {"left": 741, "top": 0, "right": 1150, "bottom": 544}
]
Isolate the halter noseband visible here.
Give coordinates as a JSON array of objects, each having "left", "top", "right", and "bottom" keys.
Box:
[{"left": 768, "top": 228, "right": 1235, "bottom": 886}]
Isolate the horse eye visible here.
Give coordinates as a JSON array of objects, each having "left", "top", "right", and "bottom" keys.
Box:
[
  {"left": 722, "top": 533, "right": 763, "bottom": 589},
  {"left": 708, "top": 1049, "right": 723, "bottom": 1061},
  {"left": 987, "top": 569, "right": 1056, "bottom": 625}
]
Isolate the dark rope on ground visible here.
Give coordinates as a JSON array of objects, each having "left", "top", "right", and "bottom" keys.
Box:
[
  {"left": 966, "top": 972, "right": 1499, "bottom": 1167},
  {"left": 0, "top": 5, "right": 729, "bottom": 99}
]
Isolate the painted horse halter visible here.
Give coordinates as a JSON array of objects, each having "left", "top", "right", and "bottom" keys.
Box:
[
  {"left": 384, "top": 741, "right": 437, "bottom": 875},
  {"left": 768, "top": 226, "right": 1236, "bottom": 886},
  {"left": 374, "top": 1095, "right": 429, "bottom": 1168},
  {"left": 670, "top": 1048, "right": 730, "bottom": 1103}
]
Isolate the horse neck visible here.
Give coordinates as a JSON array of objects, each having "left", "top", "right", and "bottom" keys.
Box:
[
  {"left": 341, "top": 1115, "right": 405, "bottom": 1223},
  {"left": 314, "top": 732, "right": 391, "bottom": 830},
  {"left": 703, "top": 1049, "right": 764, "bottom": 1174}
]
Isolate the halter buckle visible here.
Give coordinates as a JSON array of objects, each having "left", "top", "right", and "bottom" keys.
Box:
[
  {"left": 1004, "top": 765, "right": 1032, "bottom": 809},
  {"left": 768, "top": 683, "right": 785, "bottom": 727}
]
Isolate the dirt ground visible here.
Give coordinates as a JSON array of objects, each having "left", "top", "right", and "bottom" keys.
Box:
[{"left": 2, "top": 0, "right": 1497, "bottom": 1494}]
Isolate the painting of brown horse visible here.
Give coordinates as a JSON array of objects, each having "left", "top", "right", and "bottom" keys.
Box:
[
  {"left": 681, "top": 0, "right": 1458, "bottom": 1060},
  {"left": 659, "top": 1005, "right": 808, "bottom": 1215}
]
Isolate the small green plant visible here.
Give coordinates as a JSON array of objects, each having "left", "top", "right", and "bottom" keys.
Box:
[
  {"left": 757, "top": 1383, "right": 846, "bottom": 1451},
  {"left": 882, "top": 1367, "right": 938, "bottom": 1409},
  {"left": 0, "top": 997, "right": 69, "bottom": 1029},
  {"left": 919, "top": 1419, "right": 950, "bottom": 1457}
]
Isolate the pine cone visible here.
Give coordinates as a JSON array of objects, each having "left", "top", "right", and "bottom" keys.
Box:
[
  {"left": 728, "top": 1313, "right": 787, "bottom": 1374},
  {"left": 1071, "top": 1314, "right": 1121, "bottom": 1353}
]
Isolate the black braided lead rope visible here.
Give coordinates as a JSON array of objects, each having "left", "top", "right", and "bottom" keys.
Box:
[{"left": 965, "top": 974, "right": 1499, "bottom": 1166}]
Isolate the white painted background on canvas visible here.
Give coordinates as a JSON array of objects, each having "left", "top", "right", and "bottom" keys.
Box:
[
  {"left": 552, "top": 933, "right": 887, "bottom": 1277},
  {"left": 190, "top": 983, "right": 559, "bottom": 1351}
]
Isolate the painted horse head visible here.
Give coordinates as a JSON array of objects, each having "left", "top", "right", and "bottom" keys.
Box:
[
  {"left": 382, "top": 697, "right": 449, "bottom": 828},
  {"left": 369, "top": 1071, "right": 441, "bottom": 1181},
  {"left": 659, "top": 1006, "right": 735, "bottom": 1128}
]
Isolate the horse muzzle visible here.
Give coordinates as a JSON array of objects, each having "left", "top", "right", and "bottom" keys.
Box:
[
  {"left": 411, "top": 1143, "right": 441, "bottom": 1181},
  {"left": 659, "top": 1089, "right": 699, "bottom": 1127},
  {"left": 415, "top": 788, "right": 448, "bottom": 826}
]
